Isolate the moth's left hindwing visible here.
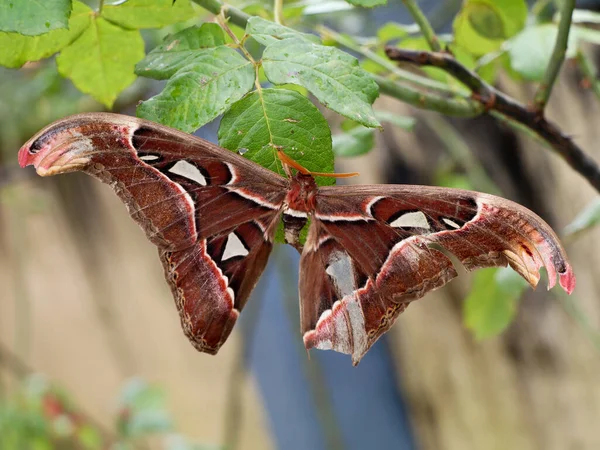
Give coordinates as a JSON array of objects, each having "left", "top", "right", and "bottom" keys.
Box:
[{"left": 301, "top": 186, "right": 575, "bottom": 365}]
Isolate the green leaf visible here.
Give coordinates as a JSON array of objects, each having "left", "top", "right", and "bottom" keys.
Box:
[
  {"left": 0, "top": 0, "right": 70, "bottom": 35},
  {"left": 345, "top": 0, "right": 386, "bottom": 8},
  {"left": 464, "top": 267, "right": 528, "bottom": 339},
  {"left": 508, "top": 24, "right": 557, "bottom": 81},
  {"left": 218, "top": 88, "right": 334, "bottom": 185},
  {"left": 102, "top": 0, "right": 194, "bottom": 29},
  {"left": 333, "top": 126, "right": 374, "bottom": 157},
  {"left": 377, "top": 22, "right": 418, "bottom": 43},
  {"left": 137, "top": 46, "right": 254, "bottom": 132},
  {"left": 56, "top": 16, "right": 145, "bottom": 108},
  {"left": 262, "top": 38, "right": 380, "bottom": 128},
  {"left": 374, "top": 110, "right": 415, "bottom": 130},
  {"left": 245, "top": 17, "right": 320, "bottom": 47},
  {"left": 135, "top": 24, "right": 226, "bottom": 79},
  {"left": 454, "top": 0, "right": 527, "bottom": 55},
  {"left": 564, "top": 197, "right": 600, "bottom": 236},
  {"left": 0, "top": 1, "right": 91, "bottom": 69}
]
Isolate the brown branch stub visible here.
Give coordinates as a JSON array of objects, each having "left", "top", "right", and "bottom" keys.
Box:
[{"left": 384, "top": 46, "right": 600, "bottom": 193}]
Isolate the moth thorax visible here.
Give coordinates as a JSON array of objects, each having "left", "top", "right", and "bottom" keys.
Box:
[{"left": 286, "top": 172, "right": 318, "bottom": 212}]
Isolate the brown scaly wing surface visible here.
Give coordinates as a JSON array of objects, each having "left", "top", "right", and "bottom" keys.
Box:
[
  {"left": 300, "top": 185, "right": 575, "bottom": 365},
  {"left": 19, "top": 113, "right": 288, "bottom": 354}
]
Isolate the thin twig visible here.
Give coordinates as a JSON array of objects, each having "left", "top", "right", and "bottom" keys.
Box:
[
  {"left": 533, "top": 0, "right": 576, "bottom": 113},
  {"left": 273, "top": 0, "right": 284, "bottom": 24},
  {"left": 576, "top": 49, "right": 600, "bottom": 101},
  {"left": 375, "top": 74, "right": 483, "bottom": 117},
  {"left": 401, "top": 0, "right": 441, "bottom": 51},
  {"left": 385, "top": 47, "right": 600, "bottom": 193},
  {"left": 191, "top": 0, "right": 250, "bottom": 28}
]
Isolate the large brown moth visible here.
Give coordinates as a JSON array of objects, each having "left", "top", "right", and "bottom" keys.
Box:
[{"left": 19, "top": 113, "right": 575, "bottom": 365}]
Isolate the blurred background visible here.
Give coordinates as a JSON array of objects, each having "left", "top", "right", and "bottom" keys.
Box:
[{"left": 2, "top": 0, "right": 600, "bottom": 449}]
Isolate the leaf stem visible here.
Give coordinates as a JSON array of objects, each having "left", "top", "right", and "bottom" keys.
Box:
[
  {"left": 533, "top": 0, "right": 576, "bottom": 113},
  {"left": 274, "top": 0, "right": 284, "bottom": 24},
  {"left": 401, "top": 0, "right": 441, "bottom": 51},
  {"left": 98, "top": 0, "right": 105, "bottom": 13}
]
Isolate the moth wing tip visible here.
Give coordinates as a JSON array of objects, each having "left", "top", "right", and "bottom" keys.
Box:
[{"left": 559, "top": 265, "right": 576, "bottom": 294}]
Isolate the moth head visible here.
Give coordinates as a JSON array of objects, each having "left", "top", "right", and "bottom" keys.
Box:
[
  {"left": 18, "top": 113, "right": 137, "bottom": 176},
  {"left": 287, "top": 172, "right": 318, "bottom": 211}
]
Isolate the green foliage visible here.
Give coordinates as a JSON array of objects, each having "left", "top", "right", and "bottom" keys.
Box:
[
  {"left": 332, "top": 126, "right": 374, "bottom": 157},
  {"left": 464, "top": 267, "right": 528, "bottom": 339},
  {"left": 0, "top": 0, "right": 71, "bottom": 35},
  {"left": 508, "top": 24, "right": 557, "bottom": 81},
  {"left": 345, "top": 0, "right": 387, "bottom": 8},
  {"left": 137, "top": 46, "right": 255, "bottom": 132},
  {"left": 0, "top": 0, "right": 91, "bottom": 69},
  {"left": 102, "top": 0, "right": 195, "bottom": 29},
  {"left": 135, "top": 24, "right": 227, "bottom": 79},
  {"left": 454, "top": 0, "right": 527, "bottom": 55},
  {"left": 0, "top": 375, "right": 214, "bottom": 450},
  {"left": 262, "top": 38, "right": 380, "bottom": 128},
  {"left": 219, "top": 88, "right": 334, "bottom": 185},
  {"left": 57, "top": 16, "right": 145, "bottom": 108}
]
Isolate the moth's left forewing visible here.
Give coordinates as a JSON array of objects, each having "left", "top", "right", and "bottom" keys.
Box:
[
  {"left": 19, "top": 113, "right": 289, "bottom": 356},
  {"left": 301, "top": 185, "right": 575, "bottom": 365}
]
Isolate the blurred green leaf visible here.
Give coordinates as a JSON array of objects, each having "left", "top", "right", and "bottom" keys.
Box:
[
  {"left": 137, "top": 46, "right": 254, "bottom": 132},
  {"left": 345, "top": 0, "right": 386, "bottom": 8},
  {"left": 263, "top": 38, "right": 380, "bottom": 128},
  {"left": 219, "top": 88, "right": 334, "bottom": 185},
  {"left": 135, "top": 24, "right": 226, "bottom": 79},
  {"left": 377, "top": 22, "right": 419, "bottom": 43},
  {"left": 508, "top": 24, "right": 557, "bottom": 80},
  {"left": 332, "top": 126, "right": 374, "bottom": 157},
  {"left": 374, "top": 110, "right": 415, "bottom": 130},
  {"left": 569, "top": 25, "right": 600, "bottom": 57},
  {"left": 454, "top": 0, "right": 527, "bottom": 55},
  {"left": 56, "top": 16, "right": 144, "bottom": 107},
  {"left": 302, "top": 1, "right": 354, "bottom": 15},
  {"left": 118, "top": 378, "right": 173, "bottom": 438},
  {"left": 564, "top": 197, "right": 600, "bottom": 236},
  {"left": 464, "top": 267, "right": 528, "bottom": 339},
  {"left": 435, "top": 172, "right": 473, "bottom": 190},
  {"left": 77, "top": 424, "right": 102, "bottom": 449},
  {"left": 102, "top": 0, "right": 195, "bottom": 29},
  {"left": 0, "top": 0, "right": 91, "bottom": 69},
  {"left": 0, "top": 0, "right": 70, "bottom": 35}
]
